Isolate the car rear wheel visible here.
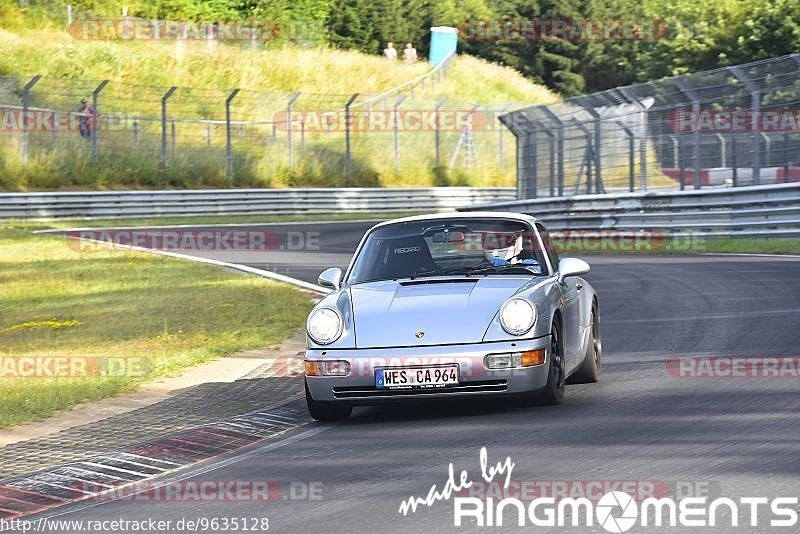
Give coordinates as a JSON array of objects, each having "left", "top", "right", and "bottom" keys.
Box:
[
  {"left": 305, "top": 382, "right": 352, "bottom": 422},
  {"left": 529, "top": 319, "right": 566, "bottom": 406},
  {"left": 567, "top": 302, "right": 602, "bottom": 384}
]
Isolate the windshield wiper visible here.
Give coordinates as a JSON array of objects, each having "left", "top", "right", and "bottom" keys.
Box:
[
  {"left": 434, "top": 264, "right": 486, "bottom": 276},
  {"left": 410, "top": 261, "right": 541, "bottom": 279},
  {"left": 408, "top": 269, "right": 441, "bottom": 279}
]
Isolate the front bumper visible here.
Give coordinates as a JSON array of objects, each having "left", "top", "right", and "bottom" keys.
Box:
[{"left": 305, "top": 337, "right": 551, "bottom": 404}]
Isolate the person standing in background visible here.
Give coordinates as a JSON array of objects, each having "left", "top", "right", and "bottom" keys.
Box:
[
  {"left": 403, "top": 43, "right": 418, "bottom": 63},
  {"left": 77, "top": 98, "right": 95, "bottom": 139},
  {"left": 383, "top": 42, "right": 397, "bottom": 61}
]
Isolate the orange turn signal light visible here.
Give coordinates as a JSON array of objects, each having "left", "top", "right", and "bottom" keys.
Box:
[
  {"left": 304, "top": 360, "right": 321, "bottom": 376},
  {"left": 521, "top": 349, "right": 546, "bottom": 367}
]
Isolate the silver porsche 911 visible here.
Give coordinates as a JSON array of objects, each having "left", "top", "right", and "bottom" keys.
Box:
[{"left": 303, "top": 212, "right": 601, "bottom": 421}]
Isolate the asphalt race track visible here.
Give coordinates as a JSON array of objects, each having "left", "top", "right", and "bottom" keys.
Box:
[{"left": 30, "top": 221, "right": 800, "bottom": 533}]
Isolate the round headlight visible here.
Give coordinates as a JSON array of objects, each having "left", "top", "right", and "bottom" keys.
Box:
[
  {"left": 499, "top": 298, "right": 536, "bottom": 335},
  {"left": 307, "top": 307, "right": 343, "bottom": 345}
]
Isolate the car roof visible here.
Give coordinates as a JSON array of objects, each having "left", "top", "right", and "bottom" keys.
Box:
[{"left": 369, "top": 211, "right": 541, "bottom": 230}]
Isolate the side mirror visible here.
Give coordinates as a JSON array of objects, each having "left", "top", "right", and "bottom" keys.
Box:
[
  {"left": 318, "top": 267, "right": 343, "bottom": 290},
  {"left": 557, "top": 258, "right": 590, "bottom": 282}
]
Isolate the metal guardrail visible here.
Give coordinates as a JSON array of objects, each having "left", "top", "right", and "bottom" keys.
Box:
[
  {"left": 0, "top": 187, "right": 516, "bottom": 220},
  {"left": 460, "top": 183, "right": 800, "bottom": 237}
]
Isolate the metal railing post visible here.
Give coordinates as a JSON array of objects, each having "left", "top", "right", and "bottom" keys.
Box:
[
  {"left": 674, "top": 79, "right": 702, "bottom": 189},
  {"left": 505, "top": 114, "right": 539, "bottom": 199},
  {"left": 540, "top": 108, "right": 565, "bottom": 196},
  {"left": 729, "top": 66, "right": 761, "bottom": 185},
  {"left": 783, "top": 132, "right": 790, "bottom": 182},
  {"left": 530, "top": 118, "right": 554, "bottom": 197},
  {"left": 225, "top": 88, "right": 240, "bottom": 180},
  {"left": 617, "top": 121, "right": 636, "bottom": 192},
  {"left": 670, "top": 135, "right": 679, "bottom": 168},
  {"left": 761, "top": 132, "right": 771, "bottom": 167},
  {"left": 287, "top": 91, "right": 300, "bottom": 168},
  {"left": 518, "top": 130, "right": 538, "bottom": 199},
  {"left": 91, "top": 80, "right": 108, "bottom": 162},
  {"left": 393, "top": 94, "right": 406, "bottom": 176},
  {"left": 547, "top": 135, "right": 555, "bottom": 197},
  {"left": 344, "top": 93, "right": 359, "bottom": 175},
  {"left": 678, "top": 133, "right": 687, "bottom": 191},
  {"left": 160, "top": 86, "right": 177, "bottom": 171},
  {"left": 466, "top": 104, "right": 480, "bottom": 170},
  {"left": 497, "top": 105, "right": 509, "bottom": 168},
  {"left": 574, "top": 100, "right": 604, "bottom": 193},
  {"left": 572, "top": 119, "right": 594, "bottom": 194},
  {"left": 619, "top": 87, "right": 649, "bottom": 190},
  {"left": 21, "top": 75, "right": 42, "bottom": 168},
  {"left": 434, "top": 97, "right": 447, "bottom": 167},
  {"left": 716, "top": 133, "right": 726, "bottom": 167}
]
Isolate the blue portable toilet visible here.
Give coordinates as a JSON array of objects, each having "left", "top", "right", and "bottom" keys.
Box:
[{"left": 429, "top": 26, "right": 458, "bottom": 65}]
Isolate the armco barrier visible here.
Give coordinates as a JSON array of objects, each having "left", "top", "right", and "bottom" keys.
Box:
[
  {"left": 460, "top": 183, "right": 800, "bottom": 238},
  {"left": 0, "top": 187, "right": 515, "bottom": 220}
]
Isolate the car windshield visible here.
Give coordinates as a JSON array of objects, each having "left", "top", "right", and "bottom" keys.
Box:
[{"left": 346, "top": 218, "right": 548, "bottom": 284}]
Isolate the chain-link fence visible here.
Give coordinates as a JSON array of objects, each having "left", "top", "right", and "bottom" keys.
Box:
[
  {"left": 0, "top": 51, "right": 525, "bottom": 190},
  {"left": 502, "top": 54, "right": 800, "bottom": 199}
]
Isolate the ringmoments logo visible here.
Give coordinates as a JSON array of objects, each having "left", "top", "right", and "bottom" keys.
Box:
[{"left": 397, "top": 447, "right": 798, "bottom": 530}]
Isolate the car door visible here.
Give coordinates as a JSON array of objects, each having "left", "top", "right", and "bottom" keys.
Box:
[{"left": 538, "top": 224, "right": 582, "bottom": 365}]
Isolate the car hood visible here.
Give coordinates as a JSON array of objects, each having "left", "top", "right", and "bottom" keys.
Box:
[{"left": 349, "top": 277, "right": 531, "bottom": 348}]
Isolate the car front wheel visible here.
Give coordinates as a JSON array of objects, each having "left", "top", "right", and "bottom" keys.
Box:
[
  {"left": 525, "top": 318, "right": 566, "bottom": 406},
  {"left": 568, "top": 302, "right": 601, "bottom": 384}
]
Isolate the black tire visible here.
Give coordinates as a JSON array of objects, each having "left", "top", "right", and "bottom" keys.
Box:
[
  {"left": 567, "top": 302, "right": 602, "bottom": 384},
  {"left": 305, "top": 382, "right": 352, "bottom": 422},
  {"left": 529, "top": 318, "right": 566, "bottom": 406}
]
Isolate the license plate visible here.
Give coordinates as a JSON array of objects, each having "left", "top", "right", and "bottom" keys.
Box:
[{"left": 375, "top": 365, "right": 459, "bottom": 389}]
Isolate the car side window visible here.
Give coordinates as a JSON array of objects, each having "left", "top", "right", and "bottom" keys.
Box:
[{"left": 536, "top": 224, "right": 559, "bottom": 274}]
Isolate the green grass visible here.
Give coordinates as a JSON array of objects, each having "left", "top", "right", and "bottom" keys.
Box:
[
  {"left": 695, "top": 237, "right": 800, "bottom": 255},
  {"left": 0, "top": 224, "right": 314, "bottom": 428},
  {"left": 0, "top": 27, "right": 557, "bottom": 191}
]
